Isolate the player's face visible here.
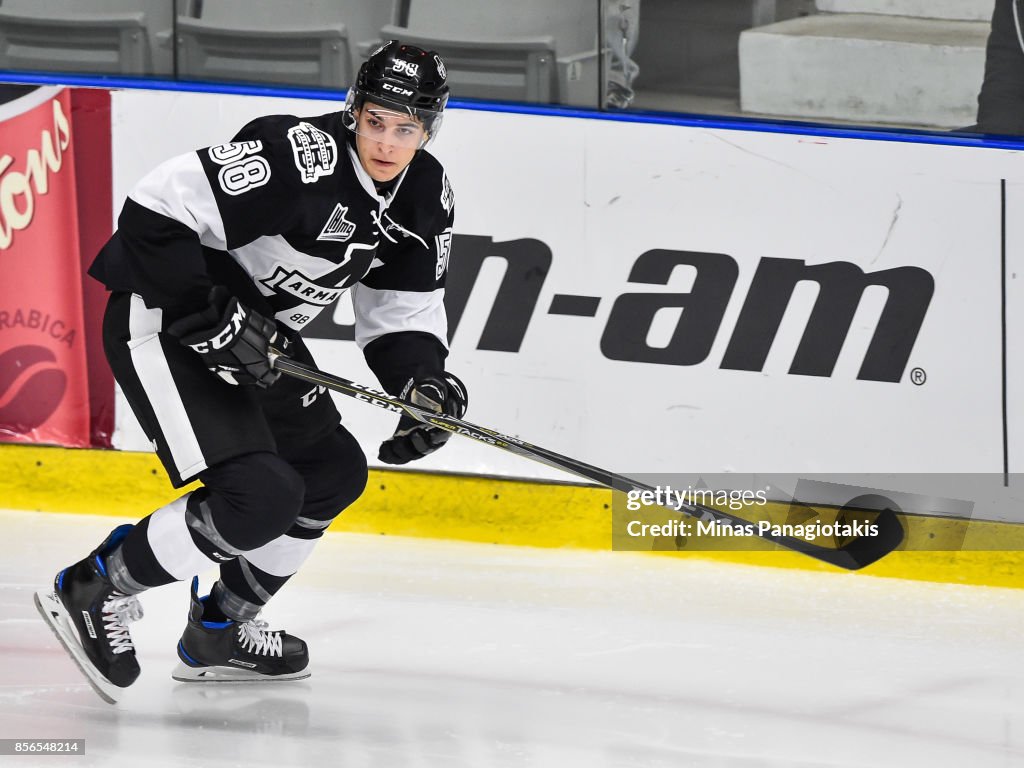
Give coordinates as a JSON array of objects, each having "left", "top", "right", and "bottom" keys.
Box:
[{"left": 353, "top": 103, "right": 425, "bottom": 182}]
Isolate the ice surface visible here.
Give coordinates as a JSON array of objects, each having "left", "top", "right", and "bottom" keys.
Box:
[{"left": 1, "top": 509, "right": 1021, "bottom": 767}]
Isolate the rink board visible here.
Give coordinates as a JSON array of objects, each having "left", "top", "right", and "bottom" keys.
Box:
[
  {"left": 3, "top": 83, "right": 1023, "bottom": 586},
  {"left": 102, "top": 89, "right": 1024, "bottom": 518}
]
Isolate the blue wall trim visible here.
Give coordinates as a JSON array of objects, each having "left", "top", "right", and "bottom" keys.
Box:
[{"left": 3, "top": 69, "right": 1023, "bottom": 151}]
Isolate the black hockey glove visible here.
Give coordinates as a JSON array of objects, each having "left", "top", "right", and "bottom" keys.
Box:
[
  {"left": 379, "top": 372, "right": 468, "bottom": 465},
  {"left": 166, "top": 286, "right": 280, "bottom": 388}
]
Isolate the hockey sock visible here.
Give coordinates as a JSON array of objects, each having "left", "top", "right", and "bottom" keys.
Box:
[
  {"left": 210, "top": 428, "right": 368, "bottom": 620},
  {"left": 110, "top": 493, "right": 232, "bottom": 586},
  {"left": 104, "top": 515, "right": 176, "bottom": 593},
  {"left": 109, "top": 452, "right": 306, "bottom": 590},
  {"left": 213, "top": 535, "right": 318, "bottom": 621}
]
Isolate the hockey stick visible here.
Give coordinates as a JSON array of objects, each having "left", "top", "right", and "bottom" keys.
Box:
[{"left": 269, "top": 351, "right": 904, "bottom": 570}]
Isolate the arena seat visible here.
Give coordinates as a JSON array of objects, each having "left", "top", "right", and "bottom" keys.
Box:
[
  {"left": 0, "top": 0, "right": 171, "bottom": 75},
  {"left": 175, "top": 0, "right": 399, "bottom": 88},
  {"left": 380, "top": 0, "right": 603, "bottom": 106}
]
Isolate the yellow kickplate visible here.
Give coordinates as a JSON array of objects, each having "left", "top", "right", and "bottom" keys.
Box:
[{"left": 2, "top": 444, "right": 1021, "bottom": 589}]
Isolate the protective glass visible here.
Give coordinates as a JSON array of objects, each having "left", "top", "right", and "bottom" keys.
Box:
[
  {"left": 342, "top": 90, "right": 443, "bottom": 149},
  {"left": 352, "top": 106, "right": 428, "bottom": 149}
]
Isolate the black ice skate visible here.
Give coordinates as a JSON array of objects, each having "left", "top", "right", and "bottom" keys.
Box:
[
  {"left": 33, "top": 524, "right": 143, "bottom": 704},
  {"left": 172, "top": 577, "right": 310, "bottom": 683}
]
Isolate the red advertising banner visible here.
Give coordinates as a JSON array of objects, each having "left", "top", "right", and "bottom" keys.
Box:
[
  {"left": 0, "top": 87, "right": 91, "bottom": 447},
  {"left": 71, "top": 89, "right": 114, "bottom": 448}
]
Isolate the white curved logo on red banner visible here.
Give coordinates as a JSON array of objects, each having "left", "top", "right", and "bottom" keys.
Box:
[{"left": 0, "top": 88, "right": 90, "bottom": 447}]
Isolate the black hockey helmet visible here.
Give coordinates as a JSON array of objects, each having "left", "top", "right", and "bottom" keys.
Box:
[{"left": 343, "top": 40, "right": 449, "bottom": 148}]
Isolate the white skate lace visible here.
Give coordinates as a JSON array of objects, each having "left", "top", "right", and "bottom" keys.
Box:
[
  {"left": 237, "top": 618, "right": 283, "bottom": 657},
  {"left": 101, "top": 592, "right": 143, "bottom": 654}
]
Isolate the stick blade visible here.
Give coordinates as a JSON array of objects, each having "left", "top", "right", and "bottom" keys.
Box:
[{"left": 796, "top": 508, "right": 905, "bottom": 571}]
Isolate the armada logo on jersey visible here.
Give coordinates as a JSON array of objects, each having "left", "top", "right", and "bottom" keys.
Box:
[
  {"left": 317, "top": 203, "right": 356, "bottom": 242},
  {"left": 287, "top": 122, "right": 337, "bottom": 184},
  {"left": 260, "top": 266, "right": 344, "bottom": 306}
]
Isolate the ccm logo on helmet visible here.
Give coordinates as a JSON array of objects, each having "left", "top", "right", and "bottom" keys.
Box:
[{"left": 383, "top": 82, "right": 414, "bottom": 97}]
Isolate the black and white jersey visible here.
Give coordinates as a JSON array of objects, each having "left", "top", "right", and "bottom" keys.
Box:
[{"left": 90, "top": 110, "right": 454, "bottom": 393}]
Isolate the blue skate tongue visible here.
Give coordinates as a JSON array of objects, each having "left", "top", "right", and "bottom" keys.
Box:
[
  {"left": 198, "top": 595, "right": 233, "bottom": 629},
  {"left": 201, "top": 619, "right": 233, "bottom": 629}
]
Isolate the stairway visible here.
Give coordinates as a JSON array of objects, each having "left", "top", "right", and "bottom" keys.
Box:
[{"left": 739, "top": 0, "right": 995, "bottom": 127}]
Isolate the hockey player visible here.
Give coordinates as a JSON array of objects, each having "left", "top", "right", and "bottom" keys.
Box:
[{"left": 34, "top": 41, "right": 467, "bottom": 703}]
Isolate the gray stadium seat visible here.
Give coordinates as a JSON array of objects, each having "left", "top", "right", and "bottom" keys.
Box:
[
  {"left": 380, "top": 0, "right": 603, "bottom": 106},
  {"left": 175, "top": 0, "right": 399, "bottom": 88},
  {"left": 0, "top": 0, "right": 169, "bottom": 75}
]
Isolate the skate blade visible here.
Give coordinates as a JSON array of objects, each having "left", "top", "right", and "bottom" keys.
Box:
[
  {"left": 171, "top": 662, "right": 311, "bottom": 683},
  {"left": 33, "top": 589, "right": 123, "bottom": 705}
]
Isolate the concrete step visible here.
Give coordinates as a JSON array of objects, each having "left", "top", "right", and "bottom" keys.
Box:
[
  {"left": 739, "top": 13, "right": 989, "bottom": 127},
  {"left": 816, "top": 0, "right": 994, "bottom": 22}
]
